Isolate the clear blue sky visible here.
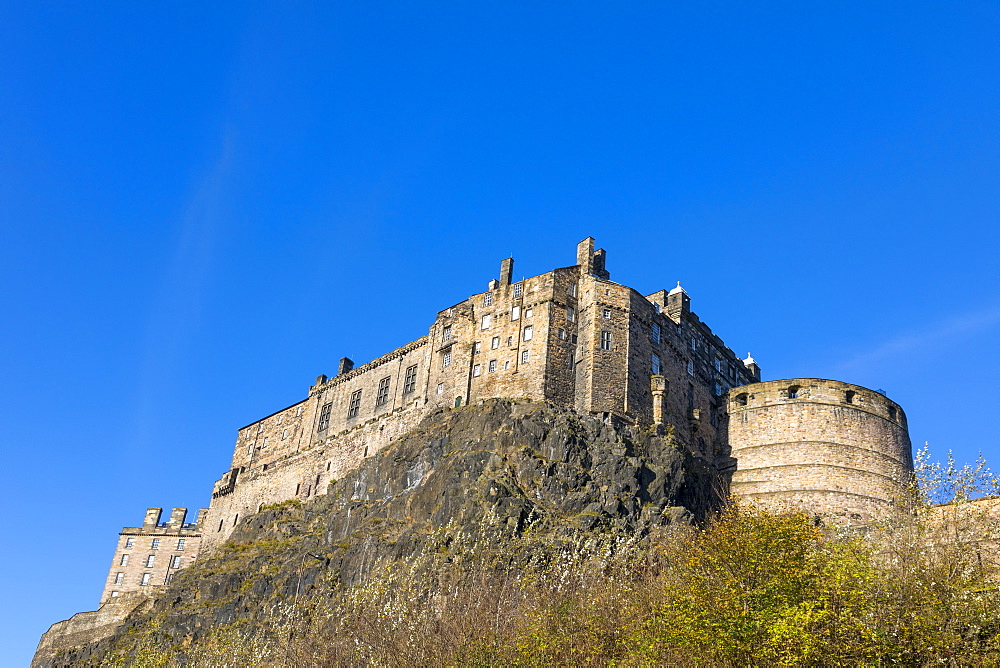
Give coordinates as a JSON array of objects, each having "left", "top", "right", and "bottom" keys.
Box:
[{"left": 2, "top": 2, "right": 997, "bottom": 664}]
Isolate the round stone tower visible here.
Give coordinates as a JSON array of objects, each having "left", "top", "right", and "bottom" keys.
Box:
[{"left": 727, "top": 378, "right": 913, "bottom": 522}]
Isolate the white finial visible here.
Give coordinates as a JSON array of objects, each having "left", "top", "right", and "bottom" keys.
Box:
[
  {"left": 668, "top": 280, "right": 687, "bottom": 296},
  {"left": 743, "top": 352, "right": 756, "bottom": 367}
]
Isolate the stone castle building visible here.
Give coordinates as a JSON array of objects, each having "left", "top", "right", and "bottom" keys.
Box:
[{"left": 36, "top": 237, "right": 915, "bottom": 663}]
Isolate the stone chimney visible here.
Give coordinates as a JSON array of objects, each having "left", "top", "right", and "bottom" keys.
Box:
[
  {"left": 337, "top": 357, "right": 354, "bottom": 376},
  {"left": 499, "top": 257, "right": 514, "bottom": 286},
  {"left": 143, "top": 508, "right": 162, "bottom": 527}
]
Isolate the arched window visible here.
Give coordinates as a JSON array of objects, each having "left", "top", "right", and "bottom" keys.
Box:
[
  {"left": 735, "top": 393, "right": 748, "bottom": 406},
  {"left": 787, "top": 385, "right": 800, "bottom": 399}
]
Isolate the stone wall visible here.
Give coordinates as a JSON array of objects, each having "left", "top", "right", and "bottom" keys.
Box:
[{"left": 728, "top": 379, "right": 913, "bottom": 521}]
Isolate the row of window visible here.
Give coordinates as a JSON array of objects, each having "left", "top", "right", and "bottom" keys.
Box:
[
  {"left": 123, "top": 538, "right": 185, "bottom": 551},
  {"left": 118, "top": 553, "right": 183, "bottom": 568},
  {"left": 243, "top": 406, "right": 304, "bottom": 440},
  {"left": 317, "top": 365, "right": 420, "bottom": 430},
  {"left": 113, "top": 569, "right": 176, "bottom": 588}
]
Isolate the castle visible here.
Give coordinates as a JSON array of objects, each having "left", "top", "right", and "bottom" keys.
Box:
[{"left": 40, "top": 238, "right": 914, "bottom": 655}]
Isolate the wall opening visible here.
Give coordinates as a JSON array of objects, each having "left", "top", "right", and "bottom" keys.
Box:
[
  {"left": 845, "top": 390, "right": 855, "bottom": 404},
  {"left": 787, "top": 385, "right": 800, "bottom": 399},
  {"left": 735, "top": 393, "right": 748, "bottom": 406}
]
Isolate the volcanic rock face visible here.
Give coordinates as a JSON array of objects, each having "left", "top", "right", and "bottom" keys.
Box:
[{"left": 37, "top": 400, "right": 729, "bottom": 666}]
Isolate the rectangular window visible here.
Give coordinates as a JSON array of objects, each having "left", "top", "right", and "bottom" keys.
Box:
[
  {"left": 600, "top": 331, "right": 612, "bottom": 350},
  {"left": 347, "top": 390, "right": 362, "bottom": 418},
  {"left": 145, "top": 555, "right": 155, "bottom": 568},
  {"left": 507, "top": 336, "right": 513, "bottom": 346},
  {"left": 120, "top": 554, "right": 129, "bottom": 566},
  {"left": 687, "top": 360, "right": 695, "bottom": 376},
  {"left": 523, "top": 325, "right": 533, "bottom": 341},
  {"left": 654, "top": 303, "right": 661, "bottom": 314},
  {"left": 504, "top": 361, "right": 510, "bottom": 370},
  {"left": 521, "top": 350, "right": 529, "bottom": 364},
  {"left": 690, "top": 337, "right": 697, "bottom": 351},
  {"left": 114, "top": 572, "right": 124, "bottom": 585},
  {"left": 491, "top": 336, "right": 500, "bottom": 349},
  {"left": 124, "top": 538, "right": 134, "bottom": 549},
  {"left": 511, "top": 306, "right": 520, "bottom": 320},
  {"left": 140, "top": 573, "right": 151, "bottom": 586},
  {"left": 481, "top": 314, "right": 491, "bottom": 329},
  {"left": 569, "top": 284, "right": 577, "bottom": 297},
  {"left": 568, "top": 353, "right": 575, "bottom": 370},
  {"left": 171, "top": 556, "right": 182, "bottom": 569},
  {"left": 403, "top": 365, "right": 417, "bottom": 394},
  {"left": 525, "top": 308, "right": 533, "bottom": 318},
  {"left": 318, "top": 402, "right": 332, "bottom": 431},
  {"left": 714, "top": 359, "right": 722, "bottom": 372},
  {"left": 652, "top": 354, "right": 661, "bottom": 375},
  {"left": 375, "top": 377, "right": 390, "bottom": 406},
  {"left": 165, "top": 573, "right": 173, "bottom": 585},
  {"left": 442, "top": 349, "right": 452, "bottom": 368},
  {"left": 488, "top": 359, "right": 497, "bottom": 373},
  {"left": 473, "top": 364, "right": 481, "bottom": 377},
  {"left": 473, "top": 341, "right": 482, "bottom": 354},
  {"left": 436, "top": 383, "right": 444, "bottom": 395},
  {"left": 151, "top": 539, "right": 160, "bottom": 550},
  {"left": 566, "top": 307, "right": 575, "bottom": 322},
  {"left": 277, "top": 415, "right": 283, "bottom": 425},
  {"left": 513, "top": 283, "right": 523, "bottom": 298},
  {"left": 296, "top": 406, "right": 302, "bottom": 416},
  {"left": 281, "top": 429, "right": 288, "bottom": 440},
  {"left": 483, "top": 293, "right": 493, "bottom": 307},
  {"left": 603, "top": 308, "right": 611, "bottom": 319},
  {"left": 442, "top": 325, "right": 452, "bottom": 341},
  {"left": 262, "top": 436, "right": 268, "bottom": 448},
  {"left": 176, "top": 539, "right": 185, "bottom": 550},
  {"left": 558, "top": 328, "right": 566, "bottom": 340},
  {"left": 652, "top": 324, "right": 661, "bottom": 344}
]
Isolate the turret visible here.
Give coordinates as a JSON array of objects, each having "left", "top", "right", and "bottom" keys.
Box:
[{"left": 666, "top": 281, "right": 690, "bottom": 323}]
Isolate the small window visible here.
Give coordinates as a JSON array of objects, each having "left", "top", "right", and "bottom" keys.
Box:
[
  {"left": 140, "top": 573, "right": 151, "bottom": 586},
  {"left": 713, "top": 383, "right": 723, "bottom": 397},
  {"left": 654, "top": 303, "right": 661, "bottom": 314},
  {"left": 473, "top": 364, "right": 481, "bottom": 377},
  {"left": 491, "top": 336, "right": 500, "bottom": 349},
  {"left": 844, "top": 390, "right": 855, "bottom": 404},
  {"left": 473, "top": 341, "right": 482, "bottom": 354},
  {"left": 507, "top": 336, "right": 513, "bottom": 346},
  {"left": 481, "top": 314, "right": 491, "bottom": 330},
  {"left": 687, "top": 360, "right": 695, "bottom": 376},
  {"left": 603, "top": 308, "right": 611, "bottom": 319},
  {"left": 523, "top": 325, "right": 533, "bottom": 341},
  {"left": 566, "top": 307, "right": 575, "bottom": 322},
  {"left": 114, "top": 572, "right": 124, "bottom": 585},
  {"left": 403, "top": 365, "right": 418, "bottom": 394},
  {"left": 165, "top": 573, "right": 173, "bottom": 585},
  {"left": 735, "top": 393, "right": 748, "bottom": 406},
  {"left": 888, "top": 405, "right": 897, "bottom": 421},
  {"left": 513, "top": 283, "right": 523, "bottom": 298},
  {"left": 521, "top": 350, "right": 529, "bottom": 364},
  {"left": 347, "top": 390, "right": 362, "bottom": 418},
  {"left": 569, "top": 284, "right": 577, "bottom": 297},
  {"left": 558, "top": 328, "right": 566, "bottom": 340},
  {"left": 504, "top": 361, "right": 510, "bottom": 370},
  {"left": 318, "top": 402, "right": 332, "bottom": 431},
  {"left": 442, "top": 350, "right": 452, "bottom": 368},
  {"left": 442, "top": 325, "right": 452, "bottom": 341},
  {"left": 296, "top": 406, "right": 302, "bottom": 417},
  {"left": 176, "top": 539, "right": 185, "bottom": 550},
  {"left": 483, "top": 293, "right": 493, "bottom": 307},
  {"left": 714, "top": 359, "right": 722, "bottom": 372},
  {"left": 277, "top": 415, "right": 283, "bottom": 425},
  {"left": 110, "top": 591, "right": 119, "bottom": 597},
  {"left": 690, "top": 337, "right": 697, "bottom": 351},
  {"left": 787, "top": 385, "right": 800, "bottom": 399},
  {"left": 568, "top": 353, "right": 575, "bottom": 370},
  {"left": 600, "top": 331, "right": 612, "bottom": 350},
  {"left": 436, "top": 383, "right": 444, "bottom": 395},
  {"left": 151, "top": 539, "right": 160, "bottom": 550},
  {"left": 511, "top": 306, "right": 520, "bottom": 320},
  {"left": 124, "top": 538, "right": 134, "bottom": 549},
  {"left": 525, "top": 308, "right": 533, "bottom": 318},
  {"left": 145, "top": 555, "right": 155, "bottom": 568},
  {"left": 488, "top": 359, "right": 497, "bottom": 373},
  {"left": 651, "top": 324, "right": 661, "bottom": 344},
  {"left": 120, "top": 554, "right": 129, "bottom": 566},
  {"left": 375, "top": 377, "right": 390, "bottom": 406},
  {"left": 262, "top": 436, "right": 268, "bottom": 448},
  {"left": 652, "top": 354, "right": 661, "bottom": 375},
  {"left": 171, "top": 556, "right": 182, "bottom": 569},
  {"left": 282, "top": 429, "right": 288, "bottom": 440}
]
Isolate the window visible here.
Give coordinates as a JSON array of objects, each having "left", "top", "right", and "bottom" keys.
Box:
[
  {"left": 176, "top": 539, "right": 185, "bottom": 550},
  {"left": 120, "top": 554, "right": 129, "bottom": 566},
  {"left": 442, "top": 325, "right": 452, "bottom": 341},
  {"left": 124, "top": 538, "right": 134, "bottom": 549},
  {"left": 262, "top": 437, "right": 268, "bottom": 448},
  {"left": 473, "top": 341, "right": 482, "bottom": 354},
  {"left": 403, "top": 365, "right": 418, "bottom": 394},
  {"left": 513, "top": 283, "right": 523, "bottom": 298},
  {"left": 481, "top": 314, "right": 491, "bottom": 329},
  {"left": 523, "top": 325, "right": 533, "bottom": 341},
  {"left": 654, "top": 303, "right": 661, "bottom": 314},
  {"left": 375, "top": 377, "right": 390, "bottom": 406},
  {"left": 436, "top": 383, "right": 444, "bottom": 395},
  {"left": 713, "top": 383, "right": 723, "bottom": 397},
  {"left": 281, "top": 429, "right": 288, "bottom": 440},
  {"left": 690, "top": 337, "right": 697, "bottom": 351},
  {"left": 171, "top": 556, "right": 182, "bottom": 569},
  {"left": 347, "top": 390, "right": 362, "bottom": 418},
  {"left": 511, "top": 306, "right": 520, "bottom": 320},
  {"left": 318, "top": 402, "right": 332, "bottom": 431},
  {"left": 507, "top": 336, "right": 513, "bottom": 346},
  {"left": 603, "top": 308, "right": 611, "bottom": 319},
  {"left": 569, "top": 284, "right": 577, "bottom": 297},
  {"left": 687, "top": 360, "right": 695, "bottom": 376},
  {"left": 600, "top": 331, "right": 612, "bottom": 350},
  {"left": 140, "top": 573, "right": 151, "bottom": 586},
  {"left": 145, "top": 555, "right": 155, "bottom": 568},
  {"left": 568, "top": 353, "right": 574, "bottom": 370},
  {"left": 483, "top": 293, "right": 493, "bottom": 307},
  {"left": 504, "top": 361, "right": 510, "bottom": 370},
  {"left": 473, "top": 364, "right": 481, "bottom": 377},
  {"left": 714, "top": 359, "right": 722, "bottom": 372},
  {"left": 491, "top": 336, "right": 500, "bottom": 349},
  {"left": 521, "top": 350, "right": 529, "bottom": 364},
  {"left": 844, "top": 390, "right": 855, "bottom": 404},
  {"left": 151, "top": 539, "right": 160, "bottom": 550},
  {"left": 566, "top": 307, "right": 575, "bottom": 322},
  {"left": 735, "top": 393, "right": 748, "bottom": 406},
  {"left": 525, "top": 308, "right": 533, "bottom": 318},
  {"left": 165, "top": 573, "right": 173, "bottom": 585},
  {"left": 277, "top": 415, "right": 283, "bottom": 425},
  {"left": 488, "top": 359, "right": 497, "bottom": 373},
  {"left": 652, "top": 354, "right": 661, "bottom": 375},
  {"left": 296, "top": 406, "right": 302, "bottom": 417},
  {"left": 114, "top": 572, "right": 124, "bottom": 585},
  {"left": 652, "top": 324, "right": 661, "bottom": 343},
  {"left": 442, "top": 349, "right": 452, "bottom": 368},
  {"left": 788, "top": 385, "right": 800, "bottom": 399},
  {"left": 558, "top": 328, "right": 566, "bottom": 340}
]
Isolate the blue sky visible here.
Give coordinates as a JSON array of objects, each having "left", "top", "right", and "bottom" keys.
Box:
[{"left": 2, "top": 2, "right": 998, "bottom": 664}]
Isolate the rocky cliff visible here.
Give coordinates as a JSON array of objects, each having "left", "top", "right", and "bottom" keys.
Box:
[{"left": 36, "top": 399, "right": 731, "bottom": 666}]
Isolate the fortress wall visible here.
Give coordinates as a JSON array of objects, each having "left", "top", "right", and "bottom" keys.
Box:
[{"left": 729, "top": 379, "right": 913, "bottom": 521}]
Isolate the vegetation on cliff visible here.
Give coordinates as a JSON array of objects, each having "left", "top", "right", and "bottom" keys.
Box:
[{"left": 45, "top": 401, "right": 1000, "bottom": 666}]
